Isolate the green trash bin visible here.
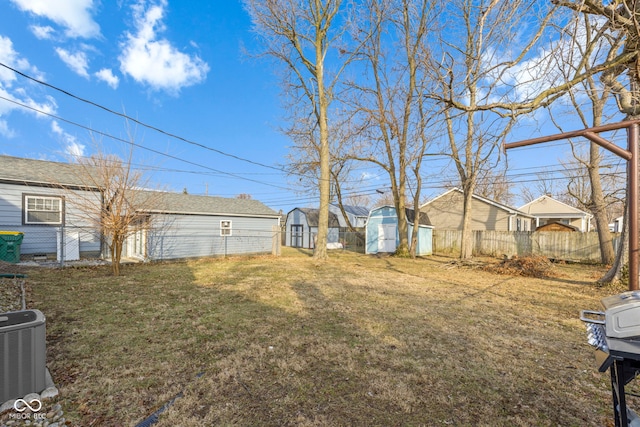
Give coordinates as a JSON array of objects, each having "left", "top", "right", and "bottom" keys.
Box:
[{"left": 0, "top": 231, "right": 24, "bottom": 263}]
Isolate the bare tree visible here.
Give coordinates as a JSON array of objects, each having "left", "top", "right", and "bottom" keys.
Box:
[
  {"left": 556, "top": 0, "right": 640, "bottom": 281},
  {"left": 426, "top": 0, "right": 564, "bottom": 259},
  {"left": 285, "top": 111, "right": 367, "bottom": 231},
  {"left": 64, "top": 146, "right": 161, "bottom": 276},
  {"left": 244, "top": 0, "right": 353, "bottom": 260},
  {"left": 474, "top": 168, "right": 514, "bottom": 206},
  {"left": 544, "top": 14, "right": 625, "bottom": 264},
  {"left": 347, "top": 0, "right": 438, "bottom": 257}
]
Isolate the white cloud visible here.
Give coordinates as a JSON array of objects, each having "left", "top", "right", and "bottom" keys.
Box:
[
  {"left": 51, "top": 120, "right": 85, "bottom": 158},
  {"left": 95, "top": 68, "right": 119, "bottom": 89},
  {"left": 0, "top": 36, "right": 56, "bottom": 136},
  {"left": 119, "top": 0, "right": 209, "bottom": 94},
  {"left": 0, "top": 119, "right": 16, "bottom": 138},
  {"left": 55, "top": 47, "right": 90, "bottom": 78},
  {"left": 0, "top": 35, "right": 41, "bottom": 84},
  {"left": 9, "top": 0, "right": 100, "bottom": 39},
  {"left": 30, "top": 25, "right": 55, "bottom": 40}
]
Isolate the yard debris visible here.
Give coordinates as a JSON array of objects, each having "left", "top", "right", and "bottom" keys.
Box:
[
  {"left": 441, "top": 259, "right": 486, "bottom": 270},
  {"left": 442, "top": 255, "right": 558, "bottom": 278},
  {"left": 482, "top": 255, "right": 557, "bottom": 278}
]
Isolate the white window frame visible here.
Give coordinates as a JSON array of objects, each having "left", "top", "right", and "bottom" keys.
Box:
[
  {"left": 24, "top": 194, "right": 64, "bottom": 225},
  {"left": 220, "top": 220, "right": 232, "bottom": 236}
]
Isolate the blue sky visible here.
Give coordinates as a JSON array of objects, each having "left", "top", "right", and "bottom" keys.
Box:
[
  {"left": 0, "top": 0, "right": 308, "bottom": 212},
  {"left": 0, "top": 0, "right": 630, "bottom": 213}
]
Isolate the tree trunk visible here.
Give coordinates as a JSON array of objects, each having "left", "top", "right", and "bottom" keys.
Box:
[
  {"left": 588, "top": 146, "right": 615, "bottom": 265},
  {"left": 460, "top": 187, "right": 474, "bottom": 259},
  {"left": 313, "top": 52, "right": 330, "bottom": 260},
  {"left": 600, "top": 197, "right": 628, "bottom": 284}
]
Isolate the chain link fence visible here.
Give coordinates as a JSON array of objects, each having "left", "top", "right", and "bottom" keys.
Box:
[
  {"left": 2, "top": 225, "right": 281, "bottom": 266},
  {"left": 0, "top": 226, "right": 102, "bottom": 266},
  {"left": 284, "top": 229, "right": 365, "bottom": 253}
]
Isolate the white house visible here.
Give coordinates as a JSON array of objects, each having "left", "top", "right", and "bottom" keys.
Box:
[{"left": 518, "top": 195, "right": 593, "bottom": 232}]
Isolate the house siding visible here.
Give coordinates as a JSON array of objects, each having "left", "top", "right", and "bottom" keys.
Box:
[
  {"left": 146, "top": 213, "right": 278, "bottom": 260},
  {"left": 422, "top": 190, "right": 531, "bottom": 231},
  {"left": 0, "top": 181, "right": 102, "bottom": 258},
  {"left": 422, "top": 190, "right": 511, "bottom": 231},
  {"left": 519, "top": 195, "right": 592, "bottom": 232}
]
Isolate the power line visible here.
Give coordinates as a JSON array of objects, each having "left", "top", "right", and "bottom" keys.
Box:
[
  {"left": 0, "top": 95, "right": 293, "bottom": 191},
  {"left": 0, "top": 61, "right": 290, "bottom": 174}
]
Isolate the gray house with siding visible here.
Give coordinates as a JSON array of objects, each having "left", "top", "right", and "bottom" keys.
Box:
[
  {"left": 0, "top": 155, "right": 102, "bottom": 261},
  {"left": 0, "top": 155, "right": 280, "bottom": 261},
  {"left": 136, "top": 191, "right": 281, "bottom": 260}
]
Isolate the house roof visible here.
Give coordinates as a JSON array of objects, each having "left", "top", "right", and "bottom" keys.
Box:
[
  {"left": 290, "top": 208, "right": 341, "bottom": 228},
  {"left": 422, "top": 188, "right": 535, "bottom": 218},
  {"left": 0, "top": 155, "right": 279, "bottom": 218},
  {"left": 139, "top": 191, "right": 279, "bottom": 218},
  {"left": 518, "top": 195, "right": 592, "bottom": 218},
  {"left": 330, "top": 204, "right": 369, "bottom": 217},
  {"left": 0, "top": 155, "right": 97, "bottom": 188}
]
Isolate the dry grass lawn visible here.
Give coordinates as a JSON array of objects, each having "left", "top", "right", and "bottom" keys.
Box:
[{"left": 10, "top": 249, "right": 630, "bottom": 426}]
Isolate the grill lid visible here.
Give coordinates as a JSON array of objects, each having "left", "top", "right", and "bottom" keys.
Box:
[{"left": 582, "top": 291, "right": 640, "bottom": 339}]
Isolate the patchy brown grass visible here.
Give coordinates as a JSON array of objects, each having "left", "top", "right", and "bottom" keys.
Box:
[{"left": 9, "top": 249, "right": 627, "bottom": 426}]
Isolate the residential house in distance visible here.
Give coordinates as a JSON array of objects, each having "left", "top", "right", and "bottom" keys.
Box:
[
  {"left": 420, "top": 188, "right": 535, "bottom": 231},
  {"left": 365, "top": 205, "right": 433, "bottom": 255},
  {"left": 328, "top": 204, "right": 369, "bottom": 229},
  {"left": 518, "top": 195, "right": 593, "bottom": 232},
  {"left": 284, "top": 208, "right": 341, "bottom": 249},
  {"left": 0, "top": 155, "right": 281, "bottom": 261}
]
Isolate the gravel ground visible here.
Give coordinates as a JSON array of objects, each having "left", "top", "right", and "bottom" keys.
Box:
[{"left": 0, "top": 277, "right": 25, "bottom": 312}]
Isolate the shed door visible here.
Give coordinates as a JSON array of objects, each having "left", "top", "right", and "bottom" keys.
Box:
[
  {"left": 291, "top": 225, "right": 303, "bottom": 248},
  {"left": 378, "top": 224, "right": 396, "bottom": 252}
]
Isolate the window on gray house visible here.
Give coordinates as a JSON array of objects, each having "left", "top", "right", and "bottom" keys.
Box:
[
  {"left": 220, "top": 220, "right": 232, "bottom": 236},
  {"left": 24, "top": 195, "right": 63, "bottom": 225}
]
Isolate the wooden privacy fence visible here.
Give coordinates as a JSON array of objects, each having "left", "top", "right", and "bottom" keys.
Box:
[{"left": 433, "top": 230, "right": 621, "bottom": 262}]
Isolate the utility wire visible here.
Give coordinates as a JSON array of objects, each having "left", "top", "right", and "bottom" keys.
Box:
[
  {"left": 0, "top": 95, "right": 292, "bottom": 191},
  {"left": 0, "top": 61, "right": 289, "bottom": 174}
]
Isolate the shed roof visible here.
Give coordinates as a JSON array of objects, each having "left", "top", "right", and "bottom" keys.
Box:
[
  {"left": 405, "top": 207, "right": 432, "bottom": 226},
  {"left": 535, "top": 221, "right": 580, "bottom": 232},
  {"left": 292, "top": 208, "right": 341, "bottom": 228}
]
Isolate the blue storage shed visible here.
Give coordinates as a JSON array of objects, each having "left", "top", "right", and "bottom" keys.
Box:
[{"left": 365, "top": 205, "right": 433, "bottom": 255}]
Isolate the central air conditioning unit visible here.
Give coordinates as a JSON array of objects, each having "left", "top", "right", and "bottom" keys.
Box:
[{"left": 0, "top": 309, "right": 47, "bottom": 402}]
